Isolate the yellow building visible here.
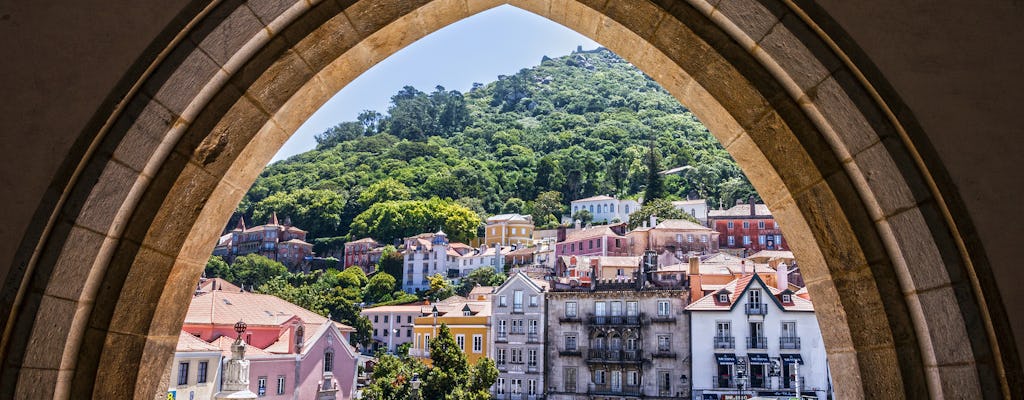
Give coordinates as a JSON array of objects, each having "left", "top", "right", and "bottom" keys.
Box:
[
  {"left": 411, "top": 297, "right": 492, "bottom": 366},
  {"left": 484, "top": 214, "right": 534, "bottom": 247}
]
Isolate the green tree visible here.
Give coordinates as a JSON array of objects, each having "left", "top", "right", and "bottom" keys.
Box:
[
  {"left": 204, "top": 255, "right": 232, "bottom": 281},
  {"left": 531, "top": 190, "right": 564, "bottom": 224},
  {"left": 627, "top": 198, "right": 698, "bottom": 229},
  {"left": 252, "top": 188, "right": 348, "bottom": 240},
  {"left": 358, "top": 178, "right": 411, "bottom": 207},
  {"left": 571, "top": 209, "right": 594, "bottom": 225},
  {"left": 500, "top": 197, "right": 526, "bottom": 214},
  {"left": 349, "top": 198, "right": 481, "bottom": 245},
  {"left": 376, "top": 245, "right": 405, "bottom": 287},
  {"left": 455, "top": 267, "right": 506, "bottom": 297},
  {"left": 231, "top": 254, "right": 288, "bottom": 289},
  {"left": 364, "top": 272, "right": 397, "bottom": 304},
  {"left": 644, "top": 142, "right": 666, "bottom": 201},
  {"left": 425, "top": 273, "right": 455, "bottom": 301},
  {"left": 422, "top": 324, "right": 467, "bottom": 400},
  {"left": 361, "top": 354, "right": 425, "bottom": 400}
]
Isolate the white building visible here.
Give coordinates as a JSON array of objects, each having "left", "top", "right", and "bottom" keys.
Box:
[
  {"left": 454, "top": 244, "right": 512, "bottom": 279},
  {"left": 687, "top": 273, "right": 831, "bottom": 399},
  {"left": 361, "top": 303, "right": 422, "bottom": 354},
  {"left": 570, "top": 195, "right": 641, "bottom": 224},
  {"left": 672, "top": 199, "right": 709, "bottom": 225},
  {"left": 491, "top": 273, "right": 549, "bottom": 400},
  {"left": 402, "top": 231, "right": 459, "bottom": 293},
  {"left": 169, "top": 331, "right": 224, "bottom": 400}
]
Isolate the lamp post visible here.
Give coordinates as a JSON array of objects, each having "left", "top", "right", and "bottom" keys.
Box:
[
  {"left": 431, "top": 305, "right": 438, "bottom": 356},
  {"left": 410, "top": 373, "right": 421, "bottom": 400}
]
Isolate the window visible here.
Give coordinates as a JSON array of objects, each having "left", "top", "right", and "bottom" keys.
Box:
[
  {"left": 407, "top": 328, "right": 412, "bottom": 337},
  {"left": 473, "top": 335, "right": 482, "bottom": 353},
  {"left": 727, "top": 221, "right": 734, "bottom": 229},
  {"left": 511, "top": 379, "right": 522, "bottom": 394},
  {"left": 529, "top": 295, "right": 538, "bottom": 307},
  {"left": 626, "top": 337, "right": 638, "bottom": 350},
  {"left": 675, "top": 234, "right": 683, "bottom": 242},
  {"left": 457, "top": 334, "right": 466, "bottom": 350},
  {"left": 588, "top": 240, "right": 593, "bottom": 250},
  {"left": 528, "top": 379, "right": 537, "bottom": 395},
  {"left": 197, "top": 361, "right": 208, "bottom": 384},
  {"left": 627, "top": 370, "right": 639, "bottom": 386},
  {"left": 782, "top": 321, "right": 797, "bottom": 337},
  {"left": 594, "top": 370, "right": 606, "bottom": 385},
  {"left": 499, "top": 295, "right": 507, "bottom": 307},
  {"left": 565, "top": 334, "right": 578, "bottom": 351},
  {"left": 177, "top": 362, "right": 189, "bottom": 385},
  {"left": 657, "top": 300, "right": 670, "bottom": 317},
  {"left": 496, "top": 378, "right": 505, "bottom": 395},
  {"left": 775, "top": 234, "right": 783, "bottom": 246},
  {"left": 570, "top": 243, "right": 575, "bottom": 252},
  {"left": 749, "top": 289, "right": 761, "bottom": 304},
  {"left": 257, "top": 376, "right": 267, "bottom": 397},
  {"left": 408, "top": 315, "right": 413, "bottom": 323},
  {"left": 688, "top": 234, "right": 694, "bottom": 243},
  {"left": 743, "top": 235, "right": 751, "bottom": 245},
  {"left": 497, "top": 348, "right": 506, "bottom": 365},
  {"left": 610, "top": 301, "right": 622, "bottom": 316},
  {"left": 395, "top": 329, "right": 400, "bottom": 338},
  {"left": 595, "top": 301, "right": 607, "bottom": 316},
  {"left": 383, "top": 328, "right": 388, "bottom": 337},
  {"left": 565, "top": 368, "right": 577, "bottom": 391},
  {"left": 498, "top": 319, "right": 507, "bottom": 334},
  {"left": 373, "top": 329, "right": 378, "bottom": 337},
  {"left": 627, "top": 301, "right": 638, "bottom": 316},
  {"left": 529, "top": 319, "right": 538, "bottom": 334},
  {"left": 512, "top": 348, "right": 523, "bottom": 364},
  {"left": 277, "top": 376, "right": 286, "bottom": 395},
  {"left": 743, "top": 221, "right": 750, "bottom": 229},
  {"left": 658, "top": 335, "right": 671, "bottom": 351},
  {"left": 528, "top": 349, "right": 537, "bottom": 366},
  {"left": 758, "top": 220, "right": 765, "bottom": 229},
  {"left": 782, "top": 294, "right": 792, "bottom": 302},
  {"left": 701, "top": 235, "right": 708, "bottom": 243},
  {"left": 716, "top": 321, "right": 731, "bottom": 337},
  {"left": 374, "top": 315, "right": 379, "bottom": 323},
  {"left": 514, "top": 290, "right": 524, "bottom": 310},
  {"left": 324, "top": 351, "right": 334, "bottom": 372},
  {"left": 728, "top": 236, "right": 735, "bottom": 246},
  {"left": 659, "top": 370, "right": 671, "bottom": 394},
  {"left": 759, "top": 235, "right": 766, "bottom": 245},
  {"left": 383, "top": 315, "right": 389, "bottom": 323},
  {"left": 424, "top": 334, "right": 430, "bottom": 349}
]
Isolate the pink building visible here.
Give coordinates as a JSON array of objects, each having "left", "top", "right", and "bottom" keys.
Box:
[
  {"left": 554, "top": 223, "right": 629, "bottom": 259},
  {"left": 212, "top": 212, "right": 315, "bottom": 268},
  {"left": 181, "top": 288, "right": 359, "bottom": 399}
]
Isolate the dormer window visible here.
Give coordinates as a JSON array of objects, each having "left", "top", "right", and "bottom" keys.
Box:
[
  {"left": 782, "top": 294, "right": 792, "bottom": 303},
  {"left": 718, "top": 293, "right": 729, "bottom": 303}
]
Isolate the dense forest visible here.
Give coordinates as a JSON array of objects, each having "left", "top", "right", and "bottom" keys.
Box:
[{"left": 234, "top": 47, "right": 757, "bottom": 249}]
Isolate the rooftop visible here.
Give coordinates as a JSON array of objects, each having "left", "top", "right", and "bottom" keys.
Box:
[
  {"left": 687, "top": 274, "right": 813, "bottom": 312},
  {"left": 185, "top": 289, "right": 353, "bottom": 333},
  {"left": 708, "top": 203, "right": 773, "bottom": 218}
]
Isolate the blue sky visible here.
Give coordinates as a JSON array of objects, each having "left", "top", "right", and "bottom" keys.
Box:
[{"left": 270, "top": 5, "right": 600, "bottom": 162}]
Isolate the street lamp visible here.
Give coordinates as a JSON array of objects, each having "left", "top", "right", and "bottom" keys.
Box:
[
  {"left": 431, "top": 305, "right": 439, "bottom": 355},
  {"left": 410, "top": 373, "right": 421, "bottom": 400}
]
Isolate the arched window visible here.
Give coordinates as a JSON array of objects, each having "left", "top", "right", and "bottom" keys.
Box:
[{"left": 324, "top": 350, "right": 334, "bottom": 373}]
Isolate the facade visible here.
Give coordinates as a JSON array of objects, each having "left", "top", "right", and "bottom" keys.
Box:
[
  {"left": 410, "top": 296, "right": 492, "bottom": 366},
  {"left": 626, "top": 218, "right": 719, "bottom": 257},
  {"left": 454, "top": 244, "right": 512, "bottom": 279},
  {"left": 485, "top": 214, "right": 535, "bottom": 247},
  {"left": 178, "top": 286, "right": 359, "bottom": 399},
  {"left": 361, "top": 303, "right": 423, "bottom": 353},
  {"left": 170, "top": 331, "right": 224, "bottom": 400},
  {"left": 402, "top": 231, "right": 462, "bottom": 293},
  {"left": 491, "top": 273, "right": 549, "bottom": 400},
  {"left": 671, "top": 199, "right": 709, "bottom": 225},
  {"left": 570, "top": 195, "right": 641, "bottom": 224},
  {"left": 555, "top": 224, "right": 629, "bottom": 259},
  {"left": 212, "top": 213, "right": 314, "bottom": 268},
  {"left": 556, "top": 255, "right": 643, "bottom": 286},
  {"left": 707, "top": 199, "right": 788, "bottom": 255},
  {"left": 687, "top": 274, "right": 830, "bottom": 399},
  {"left": 343, "top": 237, "right": 382, "bottom": 274},
  {"left": 545, "top": 267, "right": 691, "bottom": 400}
]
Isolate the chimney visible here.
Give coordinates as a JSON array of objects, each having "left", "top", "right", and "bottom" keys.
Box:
[
  {"left": 688, "top": 256, "right": 700, "bottom": 276},
  {"left": 777, "top": 262, "right": 789, "bottom": 291},
  {"left": 649, "top": 214, "right": 657, "bottom": 229},
  {"left": 557, "top": 225, "right": 567, "bottom": 242},
  {"left": 740, "top": 260, "right": 747, "bottom": 275},
  {"left": 749, "top": 196, "right": 756, "bottom": 216},
  {"left": 575, "top": 219, "right": 582, "bottom": 230}
]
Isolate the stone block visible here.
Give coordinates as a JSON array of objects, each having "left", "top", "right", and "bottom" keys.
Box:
[
  {"left": 910, "top": 286, "right": 975, "bottom": 366},
  {"left": 246, "top": 0, "right": 300, "bottom": 27},
  {"left": 106, "top": 245, "right": 175, "bottom": 337},
  {"left": 93, "top": 331, "right": 148, "bottom": 399},
  {"left": 807, "top": 72, "right": 883, "bottom": 159},
  {"left": 713, "top": 0, "right": 785, "bottom": 44},
  {"left": 928, "top": 364, "right": 983, "bottom": 398},
  {"left": 15, "top": 367, "right": 58, "bottom": 399},
  {"left": 66, "top": 159, "right": 141, "bottom": 236},
  {"left": 135, "top": 334, "right": 181, "bottom": 398},
  {"left": 560, "top": 0, "right": 603, "bottom": 38},
  {"left": 243, "top": 45, "right": 316, "bottom": 115},
  {"left": 41, "top": 225, "right": 108, "bottom": 302},
  {"left": 603, "top": 0, "right": 666, "bottom": 39},
  {"left": 102, "top": 94, "right": 176, "bottom": 174},
  {"left": 19, "top": 294, "right": 76, "bottom": 370},
  {"left": 142, "top": 40, "right": 221, "bottom": 118},
  {"left": 189, "top": 2, "right": 266, "bottom": 68},
  {"left": 282, "top": 0, "right": 353, "bottom": 71},
  {"left": 414, "top": 0, "right": 472, "bottom": 36},
  {"left": 885, "top": 207, "right": 958, "bottom": 293},
  {"left": 757, "top": 13, "right": 833, "bottom": 94},
  {"left": 344, "top": 0, "right": 430, "bottom": 36}
]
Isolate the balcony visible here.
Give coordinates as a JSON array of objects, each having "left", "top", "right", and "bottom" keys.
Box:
[
  {"left": 527, "top": 333, "right": 540, "bottom": 343},
  {"left": 527, "top": 364, "right": 539, "bottom": 374},
  {"left": 510, "top": 327, "right": 525, "bottom": 335},
  {"left": 587, "top": 313, "right": 643, "bottom": 326},
  {"left": 512, "top": 304, "right": 524, "bottom": 314},
  {"left": 745, "top": 302, "right": 767, "bottom": 316},
  {"left": 712, "top": 375, "right": 735, "bottom": 389},
  {"left": 649, "top": 314, "right": 676, "bottom": 323},
  {"left": 714, "top": 336, "right": 735, "bottom": 349},
  {"left": 558, "top": 315, "right": 582, "bottom": 323},
  {"left": 496, "top": 332, "right": 508, "bottom": 342},
  {"left": 558, "top": 348, "right": 582, "bottom": 356},
  {"left": 780, "top": 336, "right": 801, "bottom": 349},
  {"left": 588, "top": 384, "right": 642, "bottom": 397},
  {"left": 651, "top": 350, "right": 677, "bottom": 359},
  {"left": 497, "top": 363, "right": 508, "bottom": 372},
  {"left": 746, "top": 336, "right": 768, "bottom": 349},
  {"left": 586, "top": 349, "right": 642, "bottom": 364}
]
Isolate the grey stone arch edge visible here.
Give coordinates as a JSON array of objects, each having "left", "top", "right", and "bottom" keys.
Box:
[{"left": 0, "top": 0, "right": 1017, "bottom": 399}]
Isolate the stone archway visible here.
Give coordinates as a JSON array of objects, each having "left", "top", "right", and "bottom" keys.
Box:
[{"left": 0, "top": 0, "right": 1016, "bottom": 398}]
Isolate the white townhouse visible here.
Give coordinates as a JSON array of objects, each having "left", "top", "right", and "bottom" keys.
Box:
[{"left": 570, "top": 195, "right": 641, "bottom": 225}]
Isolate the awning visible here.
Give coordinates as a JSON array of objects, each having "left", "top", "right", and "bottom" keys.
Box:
[
  {"left": 781, "top": 353, "right": 804, "bottom": 364},
  {"left": 748, "top": 353, "right": 770, "bottom": 363},
  {"left": 715, "top": 353, "right": 737, "bottom": 364}
]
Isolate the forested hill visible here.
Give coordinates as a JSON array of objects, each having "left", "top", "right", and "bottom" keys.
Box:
[{"left": 234, "top": 47, "right": 757, "bottom": 249}]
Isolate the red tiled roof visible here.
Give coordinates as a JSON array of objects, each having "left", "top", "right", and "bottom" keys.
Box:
[
  {"left": 686, "top": 274, "right": 814, "bottom": 312},
  {"left": 563, "top": 226, "right": 624, "bottom": 242},
  {"left": 708, "top": 203, "right": 773, "bottom": 218},
  {"left": 210, "top": 335, "right": 271, "bottom": 357},
  {"left": 177, "top": 331, "right": 220, "bottom": 352},
  {"left": 185, "top": 290, "right": 353, "bottom": 332}
]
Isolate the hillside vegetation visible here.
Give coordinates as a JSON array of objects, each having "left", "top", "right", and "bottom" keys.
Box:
[{"left": 235, "top": 48, "right": 757, "bottom": 248}]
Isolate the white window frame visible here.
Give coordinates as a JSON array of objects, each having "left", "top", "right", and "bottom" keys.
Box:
[
  {"left": 473, "top": 335, "right": 483, "bottom": 353},
  {"left": 657, "top": 300, "right": 670, "bottom": 317},
  {"left": 456, "top": 334, "right": 465, "bottom": 350},
  {"left": 566, "top": 301, "right": 578, "bottom": 317}
]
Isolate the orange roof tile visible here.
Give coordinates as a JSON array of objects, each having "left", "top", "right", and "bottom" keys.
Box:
[
  {"left": 185, "top": 290, "right": 353, "bottom": 332},
  {"left": 177, "top": 331, "right": 220, "bottom": 352}
]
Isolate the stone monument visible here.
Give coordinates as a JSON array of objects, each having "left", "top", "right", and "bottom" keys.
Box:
[{"left": 215, "top": 320, "right": 257, "bottom": 399}]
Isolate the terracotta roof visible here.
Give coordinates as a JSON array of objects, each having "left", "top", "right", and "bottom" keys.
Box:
[
  {"left": 283, "top": 238, "right": 311, "bottom": 245},
  {"left": 559, "top": 255, "right": 641, "bottom": 268},
  {"left": 747, "top": 250, "right": 795, "bottom": 262},
  {"left": 347, "top": 238, "right": 379, "bottom": 245},
  {"left": 654, "top": 219, "right": 713, "bottom": 231},
  {"left": 572, "top": 195, "right": 616, "bottom": 202},
  {"left": 177, "top": 331, "right": 221, "bottom": 352},
  {"left": 486, "top": 213, "right": 533, "bottom": 223},
  {"left": 686, "top": 274, "right": 814, "bottom": 312},
  {"left": 197, "top": 278, "right": 242, "bottom": 294},
  {"left": 563, "top": 226, "right": 624, "bottom": 242},
  {"left": 210, "top": 335, "right": 271, "bottom": 357},
  {"left": 708, "top": 203, "right": 773, "bottom": 218},
  {"left": 362, "top": 303, "right": 426, "bottom": 314},
  {"left": 185, "top": 290, "right": 353, "bottom": 332},
  {"left": 505, "top": 246, "right": 536, "bottom": 257}
]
